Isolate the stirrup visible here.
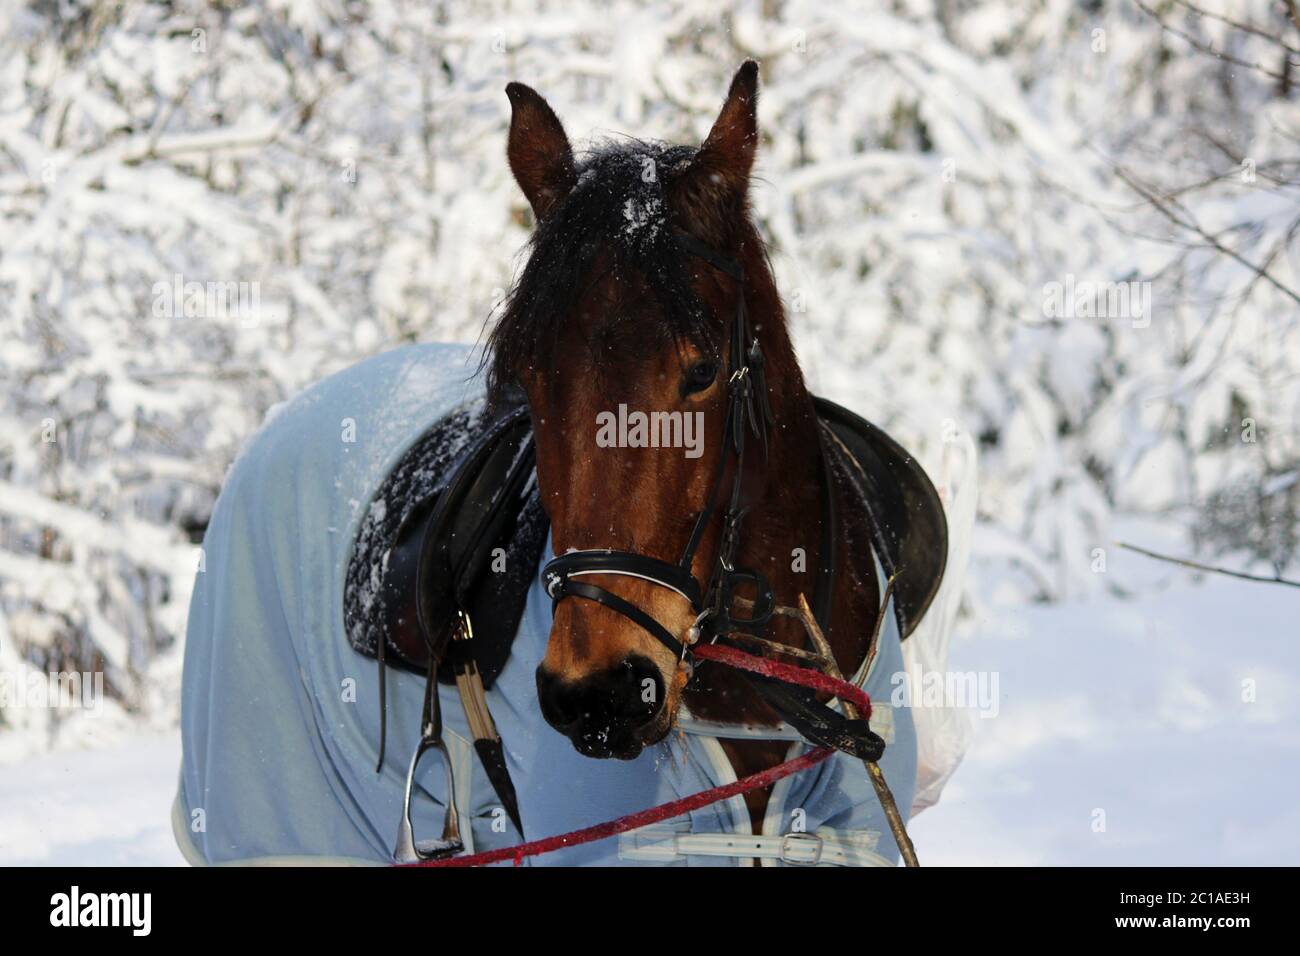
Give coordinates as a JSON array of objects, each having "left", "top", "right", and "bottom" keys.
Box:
[
  {"left": 393, "top": 735, "right": 464, "bottom": 862},
  {"left": 393, "top": 662, "right": 464, "bottom": 863}
]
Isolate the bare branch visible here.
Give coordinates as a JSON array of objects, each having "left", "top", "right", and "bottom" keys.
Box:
[
  {"left": 1113, "top": 163, "right": 1300, "bottom": 306},
  {"left": 1134, "top": 0, "right": 1294, "bottom": 81},
  {"left": 1172, "top": 0, "right": 1300, "bottom": 57},
  {"left": 1118, "top": 542, "right": 1300, "bottom": 588}
]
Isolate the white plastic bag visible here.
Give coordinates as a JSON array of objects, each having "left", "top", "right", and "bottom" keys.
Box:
[{"left": 903, "top": 431, "right": 978, "bottom": 814}]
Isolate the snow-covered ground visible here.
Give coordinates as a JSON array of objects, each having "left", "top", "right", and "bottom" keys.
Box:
[
  {"left": 0, "top": 732, "right": 183, "bottom": 866},
  {"left": 910, "top": 569, "right": 1299, "bottom": 866},
  {"left": 2, "top": 562, "right": 1293, "bottom": 866}
]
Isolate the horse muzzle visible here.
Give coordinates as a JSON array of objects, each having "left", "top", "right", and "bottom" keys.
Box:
[{"left": 535, "top": 654, "right": 670, "bottom": 760}]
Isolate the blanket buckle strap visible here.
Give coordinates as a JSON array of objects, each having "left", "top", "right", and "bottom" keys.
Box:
[{"left": 779, "top": 831, "right": 825, "bottom": 866}]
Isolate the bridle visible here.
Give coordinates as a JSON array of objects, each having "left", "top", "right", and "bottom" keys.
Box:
[
  {"left": 541, "top": 225, "right": 866, "bottom": 706},
  {"left": 539, "top": 228, "right": 883, "bottom": 764},
  {"left": 541, "top": 229, "right": 786, "bottom": 665}
]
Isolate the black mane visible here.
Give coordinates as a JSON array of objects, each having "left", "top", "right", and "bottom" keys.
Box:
[{"left": 486, "top": 139, "right": 716, "bottom": 402}]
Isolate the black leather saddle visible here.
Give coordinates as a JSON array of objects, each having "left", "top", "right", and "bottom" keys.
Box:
[{"left": 346, "top": 394, "right": 947, "bottom": 684}]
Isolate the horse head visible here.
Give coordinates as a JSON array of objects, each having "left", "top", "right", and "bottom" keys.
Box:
[{"left": 491, "top": 62, "right": 817, "bottom": 760}]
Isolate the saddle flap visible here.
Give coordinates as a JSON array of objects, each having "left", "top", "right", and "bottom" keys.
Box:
[
  {"left": 421, "top": 409, "right": 536, "bottom": 612},
  {"left": 416, "top": 406, "right": 545, "bottom": 685},
  {"left": 813, "top": 397, "right": 948, "bottom": 639}
]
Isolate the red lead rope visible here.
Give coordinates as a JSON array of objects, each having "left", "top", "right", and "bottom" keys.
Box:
[
  {"left": 405, "top": 642, "right": 870, "bottom": 868},
  {"left": 414, "top": 746, "right": 835, "bottom": 868}
]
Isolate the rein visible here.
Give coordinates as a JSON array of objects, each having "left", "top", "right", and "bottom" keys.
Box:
[{"left": 405, "top": 642, "right": 869, "bottom": 868}]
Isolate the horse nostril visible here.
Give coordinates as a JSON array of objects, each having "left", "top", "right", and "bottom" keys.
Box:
[
  {"left": 614, "top": 655, "right": 664, "bottom": 721},
  {"left": 536, "top": 666, "right": 582, "bottom": 730}
]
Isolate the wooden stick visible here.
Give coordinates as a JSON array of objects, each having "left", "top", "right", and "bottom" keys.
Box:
[
  {"left": 726, "top": 595, "right": 833, "bottom": 666},
  {"left": 714, "top": 626, "right": 832, "bottom": 666},
  {"left": 855, "top": 574, "right": 898, "bottom": 690},
  {"left": 795, "top": 593, "right": 920, "bottom": 868}
]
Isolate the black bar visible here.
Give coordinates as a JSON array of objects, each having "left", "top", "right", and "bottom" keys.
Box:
[{"left": 3, "top": 866, "right": 1277, "bottom": 942}]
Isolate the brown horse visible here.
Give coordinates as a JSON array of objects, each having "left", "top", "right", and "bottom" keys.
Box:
[{"left": 489, "top": 62, "right": 886, "bottom": 827}]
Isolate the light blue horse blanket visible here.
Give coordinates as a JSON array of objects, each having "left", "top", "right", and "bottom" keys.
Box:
[{"left": 174, "top": 343, "right": 916, "bottom": 866}]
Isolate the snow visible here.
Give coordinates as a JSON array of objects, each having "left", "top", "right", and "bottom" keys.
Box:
[
  {"left": 0, "top": 733, "right": 183, "bottom": 866},
  {"left": 910, "top": 568, "right": 1300, "bottom": 866}
]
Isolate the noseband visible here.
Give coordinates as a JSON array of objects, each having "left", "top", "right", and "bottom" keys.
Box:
[{"left": 541, "top": 230, "right": 781, "bottom": 662}]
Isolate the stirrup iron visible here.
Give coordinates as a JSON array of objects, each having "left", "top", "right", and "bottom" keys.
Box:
[{"left": 393, "top": 663, "right": 464, "bottom": 862}]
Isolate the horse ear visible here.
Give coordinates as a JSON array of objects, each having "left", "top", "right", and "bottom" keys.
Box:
[
  {"left": 672, "top": 61, "right": 760, "bottom": 242},
  {"left": 505, "top": 83, "right": 577, "bottom": 221}
]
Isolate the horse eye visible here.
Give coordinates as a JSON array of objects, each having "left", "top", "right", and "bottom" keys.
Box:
[{"left": 683, "top": 360, "right": 718, "bottom": 395}]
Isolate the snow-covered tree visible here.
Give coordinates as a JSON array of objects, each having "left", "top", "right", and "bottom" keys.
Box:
[{"left": 0, "top": 0, "right": 1294, "bottom": 745}]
